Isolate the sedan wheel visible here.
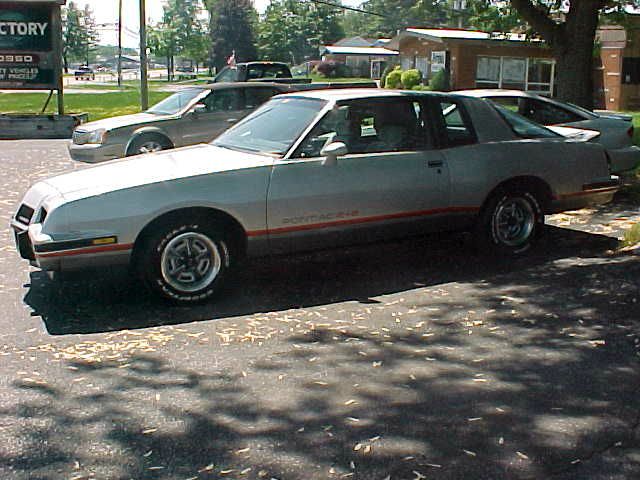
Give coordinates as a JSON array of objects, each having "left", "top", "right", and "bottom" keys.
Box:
[
  {"left": 479, "top": 190, "right": 543, "bottom": 255},
  {"left": 139, "top": 220, "right": 231, "bottom": 303},
  {"left": 160, "top": 231, "right": 222, "bottom": 293},
  {"left": 136, "top": 140, "right": 164, "bottom": 154}
]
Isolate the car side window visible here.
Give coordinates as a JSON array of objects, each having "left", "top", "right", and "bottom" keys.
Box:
[
  {"left": 523, "top": 99, "right": 583, "bottom": 125},
  {"left": 488, "top": 96, "right": 526, "bottom": 115},
  {"left": 293, "top": 99, "right": 431, "bottom": 159},
  {"left": 214, "top": 67, "right": 237, "bottom": 83},
  {"left": 437, "top": 101, "right": 477, "bottom": 147},
  {"left": 244, "top": 88, "right": 278, "bottom": 110},
  {"left": 203, "top": 89, "right": 241, "bottom": 112}
]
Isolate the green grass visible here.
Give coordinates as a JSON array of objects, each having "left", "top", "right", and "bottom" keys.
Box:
[
  {"left": 622, "top": 222, "right": 640, "bottom": 247},
  {"left": 0, "top": 90, "right": 172, "bottom": 121}
]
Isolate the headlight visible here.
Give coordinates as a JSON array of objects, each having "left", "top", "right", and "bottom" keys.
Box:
[{"left": 86, "top": 128, "right": 108, "bottom": 144}]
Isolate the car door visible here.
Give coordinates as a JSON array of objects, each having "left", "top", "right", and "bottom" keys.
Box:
[
  {"left": 266, "top": 97, "right": 450, "bottom": 253},
  {"left": 181, "top": 88, "right": 244, "bottom": 145}
]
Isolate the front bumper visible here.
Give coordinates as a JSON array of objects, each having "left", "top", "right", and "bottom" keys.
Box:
[
  {"left": 68, "top": 141, "right": 126, "bottom": 163},
  {"left": 12, "top": 220, "right": 132, "bottom": 272}
]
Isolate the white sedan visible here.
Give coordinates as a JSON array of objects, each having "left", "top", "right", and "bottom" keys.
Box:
[
  {"left": 12, "top": 89, "right": 619, "bottom": 303},
  {"left": 455, "top": 89, "right": 640, "bottom": 174}
]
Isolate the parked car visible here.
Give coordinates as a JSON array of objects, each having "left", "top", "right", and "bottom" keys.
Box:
[
  {"left": 69, "top": 82, "right": 295, "bottom": 163},
  {"left": 13, "top": 89, "right": 619, "bottom": 303},
  {"left": 74, "top": 66, "right": 95, "bottom": 80},
  {"left": 212, "top": 61, "right": 311, "bottom": 84},
  {"left": 455, "top": 89, "right": 640, "bottom": 173}
]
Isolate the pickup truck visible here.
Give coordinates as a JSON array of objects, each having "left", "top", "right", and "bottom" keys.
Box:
[
  {"left": 211, "top": 61, "right": 377, "bottom": 89},
  {"left": 212, "top": 61, "right": 310, "bottom": 84}
]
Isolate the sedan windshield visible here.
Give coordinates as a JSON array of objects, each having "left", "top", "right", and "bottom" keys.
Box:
[
  {"left": 147, "top": 88, "right": 205, "bottom": 115},
  {"left": 213, "top": 97, "right": 327, "bottom": 155}
]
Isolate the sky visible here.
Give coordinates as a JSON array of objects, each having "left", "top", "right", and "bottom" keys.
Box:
[{"left": 73, "top": 0, "right": 362, "bottom": 48}]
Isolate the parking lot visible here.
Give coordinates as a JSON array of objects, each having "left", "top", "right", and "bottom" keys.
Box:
[{"left": 0, "top": 139, "right": 639, "bottom": 479}]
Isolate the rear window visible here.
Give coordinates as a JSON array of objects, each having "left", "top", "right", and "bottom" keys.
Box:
[{"left": 494, "top": 104, "right": 561, "bottom": 139}]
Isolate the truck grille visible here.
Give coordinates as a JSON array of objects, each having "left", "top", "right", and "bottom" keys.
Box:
[{"left": 15, "top": 204, "right": 34, "bottom": 225}]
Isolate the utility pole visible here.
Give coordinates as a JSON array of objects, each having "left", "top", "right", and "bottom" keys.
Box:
[
  {"left": 117, "top": 0, "right": 122, "bottom": 87},
  {"left": 139, "top": 0, "right": 149, "bottom": 110}
]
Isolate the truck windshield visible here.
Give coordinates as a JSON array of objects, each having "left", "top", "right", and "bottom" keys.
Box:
[
  {"left": 213, "top": 97, "right": 327, "bottom": 155},
  {"left": 147, "top": 88, "right": 204, "bottom": 115}
]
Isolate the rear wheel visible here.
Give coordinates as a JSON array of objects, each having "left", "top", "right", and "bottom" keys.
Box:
[
  {"left": 138, "top": 219, "right": 231, "bottom": 303},
  {"left": 478, "top": 190, "right": 544, "bottom": 255}
]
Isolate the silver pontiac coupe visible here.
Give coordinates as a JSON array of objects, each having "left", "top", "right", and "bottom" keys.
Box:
[{"left": 12, "top": 89, "right": 619, "bottom": 303}]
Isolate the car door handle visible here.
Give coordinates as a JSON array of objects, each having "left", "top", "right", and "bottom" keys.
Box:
[
  {"left": 227, "top": 118, "right": 238, "bottom": 124},
  {"left": 428, "top": 160, "right": 444, "bottom": 168}
]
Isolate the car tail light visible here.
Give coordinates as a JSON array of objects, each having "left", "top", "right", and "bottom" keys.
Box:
[{"left": 628, "top": 125, "right": 634, "bottom": 138}]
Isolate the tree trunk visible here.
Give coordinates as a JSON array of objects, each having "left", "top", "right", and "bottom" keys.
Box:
[
  {"left": 166, "top": 55, "right": 171, "bottom": 81},
  {"left": 511, "top": 0, "right": 604, "bottom": 109},
  {"left": 552, "top": 1, "right": 600, "bottom": 109}
]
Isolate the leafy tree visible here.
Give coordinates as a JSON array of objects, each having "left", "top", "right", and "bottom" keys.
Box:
[
  {"left": 258, "top": 0, "right": 344, "bottom": 64},
  {"left": 61, "top": 1, "right": 87, "bottom": 72},
  {"left": 510, "top": 0, "right": 615, "bottom": 109},
  {"left": 148, "top": 0, "right": 209, "bottom": 79},
  {"left": 467, "top": 0, "right": 526, "bottom": 32},
  {"left": 81, "top": 5, "right": 99, "bottom": 66},
  {"left": 206, "top": 0, "right": 258, "bottom": 71}
]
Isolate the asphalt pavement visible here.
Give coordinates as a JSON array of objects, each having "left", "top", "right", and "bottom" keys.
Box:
[{"left": 0, "top": 140, "right": 639, "bottom": 480}]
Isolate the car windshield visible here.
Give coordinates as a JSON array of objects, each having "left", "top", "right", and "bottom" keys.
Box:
[
  {"left": 494, "top": 104, "right": 561, "bottom": 139},
  {"left": 213, "top": 96, "right": 327, "bottom": 155},
  {"left": 147, "top": 88, "right": 205, "bottom": 115}
]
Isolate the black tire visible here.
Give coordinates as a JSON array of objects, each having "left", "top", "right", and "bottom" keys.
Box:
[
  {"left": 138, "top": 219, "right": 231, "bottom": 303},
  {"left": 477, "top": 189, "right": 544, "bottom": 255},
  {"left": 127, "top": 134, "right": 172, "bottom": 156}
]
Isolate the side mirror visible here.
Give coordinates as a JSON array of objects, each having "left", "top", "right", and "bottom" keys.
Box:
[
  {"left": 320, "top": 141, "right": 347, "bottom": 166},
  {"left": 191, "top": 103, "right": 207, "bottom": 115}
]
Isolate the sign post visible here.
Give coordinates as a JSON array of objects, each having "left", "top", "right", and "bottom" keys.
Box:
[{"left": 0, "top": 0, "right": 66, "bottom": 113}]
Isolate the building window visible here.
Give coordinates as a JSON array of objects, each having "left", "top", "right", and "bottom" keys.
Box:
[
  {"left": 476, "top": 56, "right": 554, "bottom": 94},
  {"left": 476, "top": 56, "right": 500, "bottom": 88},
  {"left": 622, "top": 57, "right": 640, "bottom": 84}
]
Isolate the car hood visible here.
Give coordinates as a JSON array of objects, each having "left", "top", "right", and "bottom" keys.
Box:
[
  {"left": 77, "top": 112, "right": 170, "bottom": 131},
  {"left": 42, "top": 144, "right": 274, "bottom": 202}
]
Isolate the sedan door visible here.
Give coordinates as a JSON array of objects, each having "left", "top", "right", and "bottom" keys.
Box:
[
  {"left": 181, "top": 88, "right": 244, "bottom": 145},
  {"left": 266, "top": 97, "right": 450, "bottom": 253}
]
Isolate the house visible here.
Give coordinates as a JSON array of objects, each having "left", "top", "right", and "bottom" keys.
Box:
[{"left": 387, "top": 28, "right": 555, "bottom": 94}]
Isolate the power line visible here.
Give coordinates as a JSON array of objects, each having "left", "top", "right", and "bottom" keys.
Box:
[{"left": 307, "top": 0, "right": 387, "bottom": 17}]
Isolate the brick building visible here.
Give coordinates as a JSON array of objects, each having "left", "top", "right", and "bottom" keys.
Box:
[
  {"left": 596, "top": 23, "right": 640, "bottom": 111},
  {"left": 387, "top": 28, "right": 555, "bottom": 95}
]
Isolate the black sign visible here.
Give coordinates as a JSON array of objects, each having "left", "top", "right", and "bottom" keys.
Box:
[
  {"left": 0, "top": 6, "right": 51, "bottom": 52},
  {"left": 0, "top": 3, "right": 58, "bottom": 89}
]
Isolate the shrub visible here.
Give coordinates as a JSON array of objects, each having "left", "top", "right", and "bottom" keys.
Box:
[
  {"left": 401, "top": 69, "right": 422, "bottom": 89},
  {"left": 428, "top": 69, "right": 449, "bottom": 91},
  {"left": 385, "top": 67, "right": 403, "bottom": 89},
  {"left": 380, "top": 63, "right": 397, "bottom": 88},
  {"left": 412, "top": 84, "right": 432, "bottom": 91}
]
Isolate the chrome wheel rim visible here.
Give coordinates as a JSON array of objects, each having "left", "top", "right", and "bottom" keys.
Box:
[
  {"left": 160, "top": 232, "right": 221, "bottom": 293},
  {"left": 493, "top": 197, "right": 535, "bottom": 247},
  {"left": 137, "top": 140, "right": 163, "bottom": 153}
]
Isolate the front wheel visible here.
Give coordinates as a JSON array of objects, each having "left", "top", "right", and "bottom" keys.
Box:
[
  {"left": 127, "top": 134, "right": 171, "bottom": 156},
  {"left": 478, "top": 190, "right": 544, "bottom": 255},
  {"left": 139, "top": 220, "right": 231, "bottom": 303}
]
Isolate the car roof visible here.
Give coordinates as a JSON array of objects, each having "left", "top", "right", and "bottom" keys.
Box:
[
  {"left": 183, "top": 81, "right": 293, "bottom": 92},
  {"left": 453, "top": 89, "right": 537, "bottom": 99},
  {"left": 277, "top": 88, "right": 462, "bottom": 102}
]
